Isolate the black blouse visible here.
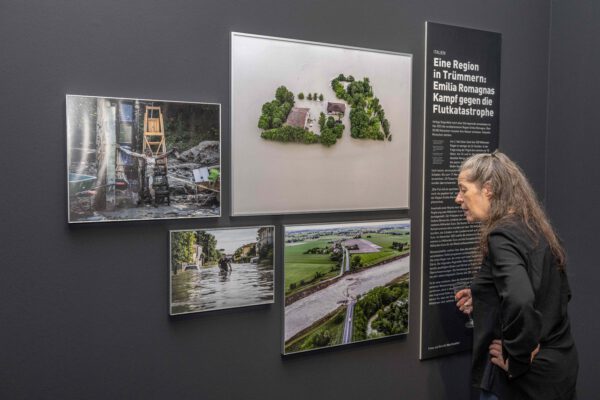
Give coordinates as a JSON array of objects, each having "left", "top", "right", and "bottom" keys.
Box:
[{"left": 470, "top": 219, "right": 578, "bottom": 399}]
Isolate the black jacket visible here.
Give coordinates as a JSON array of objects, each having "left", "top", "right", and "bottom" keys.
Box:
[{"left": 471, "top": 218, "right": 578, "bottom": 399}]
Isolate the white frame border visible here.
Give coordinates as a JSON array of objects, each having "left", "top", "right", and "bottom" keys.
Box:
[{"left": 230, "top": 31, "right": 413, "bottom": 216}]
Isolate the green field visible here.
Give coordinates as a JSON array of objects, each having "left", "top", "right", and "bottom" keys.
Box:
[
  {"left": 365, "top": 232, "right": 410, "bottom": 248},
  {"left": 356, "top": 250, "right": 401, "bottom": 267},
  {"left": 351, "top": 232, "right": 411, "bottom": 268},
  {"left": 284, "top": 232, "right": 411, "bottom": 295},
  {"left": 284, "top": 238, "right": 340, "bottom": 295},
  {"left": 285, "top": 306, "right": 346, "bottom": 353}
]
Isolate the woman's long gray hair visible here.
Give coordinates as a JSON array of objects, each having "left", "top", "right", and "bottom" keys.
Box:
[{"left": 460, "top": 150, "right": 566, "bottom": 269}]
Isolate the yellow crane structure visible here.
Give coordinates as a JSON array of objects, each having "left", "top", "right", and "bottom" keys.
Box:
[
  {"left": 143, "top": 106, "right": 166, "bottom": 156},
  {"left": 140, "top": 105, "right": 170, "bottom": 205}
]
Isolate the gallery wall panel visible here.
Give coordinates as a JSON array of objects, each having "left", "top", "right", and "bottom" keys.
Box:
[{"left": 0, "top": 0, "right": 553, "bottom": 399}]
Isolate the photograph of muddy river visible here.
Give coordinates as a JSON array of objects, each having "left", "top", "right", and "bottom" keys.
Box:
[
  {"left": 171, "top": 263, "right": 274, "bottom": 314},
  {"left": 285, "top": 256, "right": 409, "bottom": 341}
]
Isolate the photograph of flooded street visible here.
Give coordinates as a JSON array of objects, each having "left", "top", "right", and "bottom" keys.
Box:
[
  {"left": 170, "top": 226, "right": 275, "bottom": 315},
  {"left": 283, "top": 220, "right": 410, "bottom": 354}
]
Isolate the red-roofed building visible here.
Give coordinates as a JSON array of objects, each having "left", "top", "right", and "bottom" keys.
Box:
[
  {"left": 285, "top": 107, "right": 310, "bottom": 128},
  {"left": 327, "top": 102, "right": 346, "bottom": 115}
]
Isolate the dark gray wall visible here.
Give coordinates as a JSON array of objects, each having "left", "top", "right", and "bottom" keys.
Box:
[
  {"left": 0, "top": 1, "right": 552, "bottom": 399},
  {"left": 547, "top": 1, "right": 600, "bottom": 398}
]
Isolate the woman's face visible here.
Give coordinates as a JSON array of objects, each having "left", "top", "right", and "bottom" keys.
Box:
[{"left": 455, "top": 170, "right": 492, "bottom": 223}]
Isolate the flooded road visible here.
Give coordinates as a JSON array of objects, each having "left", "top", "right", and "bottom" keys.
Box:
[
  {"left": 284, "top": 256, "right": 409, "bottom": 340},
  {"left": 171, "top": 262, "right": 274, "bottom": 314}
]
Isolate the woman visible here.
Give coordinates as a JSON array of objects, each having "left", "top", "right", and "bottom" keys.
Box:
[{"left": 454, "top": 151, "right": 578, "bottom": 400}]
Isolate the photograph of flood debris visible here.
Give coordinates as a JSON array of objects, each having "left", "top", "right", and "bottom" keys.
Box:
[
  {"left": 66, "top": 95, "right": 220, "bottom": 223},
  {"left": 283, "top": 220, "right": 410, "bottom": 354},
  {"left": 170, "top": 226, "right": 275, "bottom": 315}
]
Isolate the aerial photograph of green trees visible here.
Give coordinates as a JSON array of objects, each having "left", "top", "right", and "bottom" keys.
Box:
[
  {"left": 257, "top": 73, "right": 391, "bottom": 147},
  {"left": 283, "top": 220, "right": 410, "bottom": 354},
  {"left": 231, "top": 32, "right": 412, "bottom": 216}
]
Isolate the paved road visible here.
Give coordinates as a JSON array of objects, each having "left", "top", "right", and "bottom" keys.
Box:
[
  {"left": 284, "top": 256, "right": 409, "bottom": 341},
  {"left": 342, "top": 298, "right": 356, "bottom": 344}
]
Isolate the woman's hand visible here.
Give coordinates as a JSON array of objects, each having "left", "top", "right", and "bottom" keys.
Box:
[
  {"left": 530, "top": 344, "right": 540, "bottom": 362},
  {"left": 455, "top": 288, "right": 473, "bottom": 314},
  {"left": 489, "top": 339, "right": 508, "bottom": 371},
  {"left": 489, "top": 340, "right": 541, "bottom": 373}
]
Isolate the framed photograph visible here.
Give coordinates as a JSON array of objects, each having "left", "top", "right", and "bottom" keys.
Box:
[
  {"left": 66, "top": 95, "right": 221, "bottom": 223},
  {"left": 231, "top": 32, "right": 412, "bottom": 215},
  {"left": 283, "top": 220, "right": 410, "bottom": 354},
  {"left": 170, "top": 226, "right": 275, "bottom": 315}
]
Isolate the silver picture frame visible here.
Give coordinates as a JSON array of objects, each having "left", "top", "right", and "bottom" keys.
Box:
[
  {"left": 231, "top": 32, "right": 413, "bottom": 216},
  {"left": 282, "top": 219, "right": 411, "bottom": 354},
  {"left": 169, "top": 225, "right": 276, "bottom": 315},
  {"left": 66, "top": 94, "right": 222, "bottom": 223}
]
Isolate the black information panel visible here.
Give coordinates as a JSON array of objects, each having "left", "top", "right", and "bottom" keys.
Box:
[{"left": 420, "top": 22, "right": 501, "bottom": 360}]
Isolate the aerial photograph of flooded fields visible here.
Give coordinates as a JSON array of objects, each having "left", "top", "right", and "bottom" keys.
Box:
[
  {"left": 231, "top": 33, "right": 412, "bottom": 215},
  {"left": 283, "top": 220, "right": 410, "bottom": 354}
]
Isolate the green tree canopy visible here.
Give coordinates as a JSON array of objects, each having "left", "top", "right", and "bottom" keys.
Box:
[
  {"left": 257, "top": 87, "right": 296, "bottom": 130},
  {"left": 331, "top": 75, "right": 391, "bottom": 141},
  {"left": 196, "top": 231, "right": 220, "bottom": 262},
  {"left": 171, "top": 231, "right": 197, "bottom": 273}
]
